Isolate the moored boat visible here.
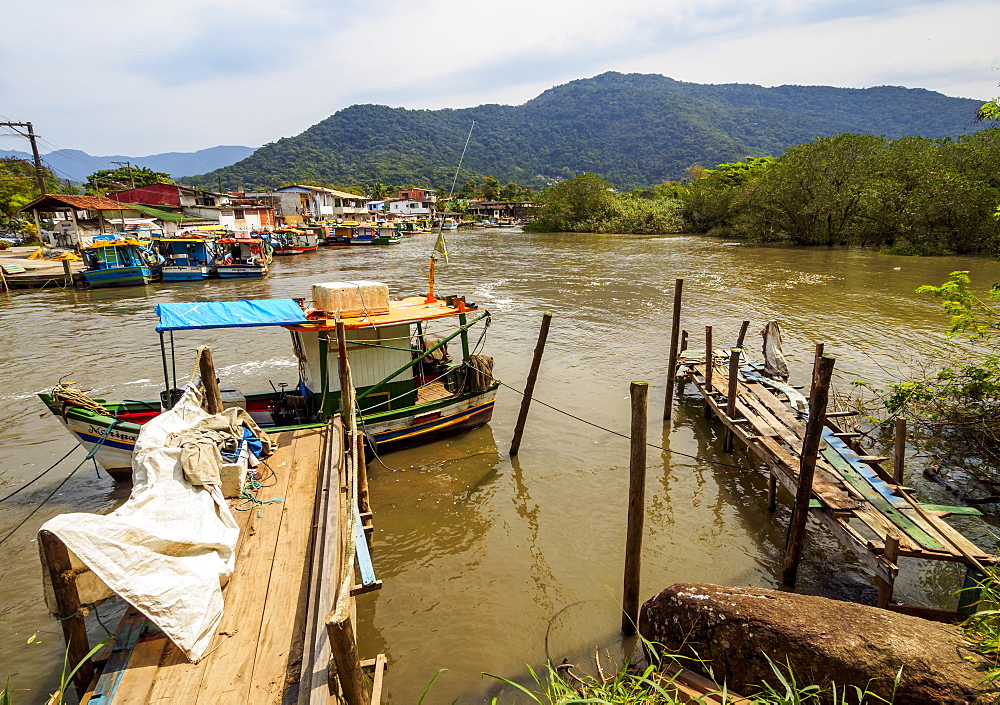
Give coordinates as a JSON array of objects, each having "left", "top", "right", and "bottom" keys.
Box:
[
  {"left": 155, "top": 232, "right": 218, "bottom": 281},
  {"left": 272, "top": 227, "right": 320, "bottom": 255},
  {"left": 351, "top": 223, "right": 402, "bottom": 245},
  {"left": 39, "top": 282, "right": 498, "bottom": 480},
  {"left": 81, "top": 233, "right": 163, "bottom": 288},
  {"left": 214, "top": 232, "right": 273, "bottom": 277}
]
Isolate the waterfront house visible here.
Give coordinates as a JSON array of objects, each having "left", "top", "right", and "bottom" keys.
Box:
[
  {"left": 264, "top": 185, "right": 368, "bottom": 224},
  {"left": 20, "top": 195, "right": 146, "bottom": 247}
]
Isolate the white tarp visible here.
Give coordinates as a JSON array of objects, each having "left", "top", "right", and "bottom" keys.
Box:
[
  {"left": 760, "top": 320, "right": 790, "bottom": 381},
  {"left": 39, "top": 385, "right": 260, "bottom": 661}
]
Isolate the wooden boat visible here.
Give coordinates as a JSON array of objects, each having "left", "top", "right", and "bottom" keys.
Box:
[
  {"left": 437, "top": 217, "right": 459, "bottom": 231},
  {"left": 323, "top": 221, "right": 361, "bottom": 246},
  {"left": 80, "top": 234, "right": 163, "bottom": 287},
  {"left": 497, "top": 217, "right": 516, "bottom": 227},
  {"left": 272, "top": 227, "right": 320, "bottom": 255},
  {"left": 155, "top": 233, "right": 217, "bottom": 281},
  {"left": 395, "top": 220, "right": 431, "bottom": 236},
  {"left": 39, "top": 283, "right": 498, "bottom": 481},
  {"left": 350, "top": 224, "right": 402, "bottom": 245},
  {"left": 214, "top": 232, "right": 273, "bottom": 277}
]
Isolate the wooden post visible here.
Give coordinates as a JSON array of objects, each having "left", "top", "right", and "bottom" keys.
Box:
[
  {"left": 509, "top": 312, "right": 553, "bottom": 456},
  {"left": 894, "top": 417, "right": 906, "bottom": 484},
  {"left": 326, "top": 614, "right": 367, "bottom": 705},
  {"left": 0, "top": 263, "right": 8, "bottom": 294},
  {"left": 39, "top": 530, "right": 94, "bottom": 700},
  {"left": 723, "top": 349, "right": 740, "bottom": 452},
  {"left": 782, "top": 350, "right": 836, "bottom": 586},
  {"left": 703, "top": 326, "right": 713, "bottom": 419},
  {"left": 736, "top": 320, "right": 750, "bottom": 349},
  {"left": 197, "top": 346, "right": 223, "bottom": 415},
  {"left": 62, "top": 258, "right": 72, "bottom": 288},
  {"left": 877, "top": 535, "right": 900, "bottom": 608},
  {"left": 336, "top": 317, "right": 355, "bottom": 423},
  {"left": 680, "top": 329, "right": 688, "bottom": 353},
  {"left": 767, "top": 473, "right": 777, "bottom": 511},
  {"left": 622, "top": 381, "right": 648, "bottom": 635},
  {"left": 663, "top": 278, "right": 683, "bottom": 420},
  {"left": 356, "top": 434, "right": 371, "bottom": 516}
]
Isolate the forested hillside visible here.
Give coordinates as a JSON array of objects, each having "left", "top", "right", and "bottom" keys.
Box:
[{"left": 183, "top": 72, "right": 985, "bottom": 192}]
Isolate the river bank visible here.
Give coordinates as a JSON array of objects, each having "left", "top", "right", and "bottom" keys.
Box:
[{"left": 2, "top": 229, "right": 1000, "bottom": 702}]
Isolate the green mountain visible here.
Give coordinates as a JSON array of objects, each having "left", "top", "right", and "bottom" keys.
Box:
[{"left": 182, "top": 72, "right": 986, "bottom": 191}]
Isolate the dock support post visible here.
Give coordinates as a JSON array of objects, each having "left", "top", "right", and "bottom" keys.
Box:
[
  {"left": 336, "top": 318, "right": 355, "bottom": 423},
  {"left": 39, "top": 530, "right": 94, "bottom": 700},
  {"left": 782, "top": 349, "right": 835, "bottom": 586},
  {"left": 197, "top": 346, "right": 223, "bottom": 415},
  {"left": 622, "top": 381, "right": 648, "bottom": 635},
  {"left": 326, "top": 614, "right": 367, "bottom": 705},
  {"left": 62, "top": 258, "right": 72, "bottom": 288},
  {"left": 509, "top": 312, "right": 552, "bottom": 456},
  {"left": 736, "top": 320, "right": 750, "bottom": 349},
  {"left": 723, "top": 349, "right": 740, "bottom": 453},
  {"left": 894, "top": 417, "right": 906, "bottom": 484},
  {"left": 767, "top": 473, "right": 777, "bottom": 511},
  {"left": 703, "top": 326, "right": 713, "bottom": 419},
  {"left": 877, "top": 535, "right": 900, "bottom": 608},
  {"left": 663, "top": 278, "right": 683, "bottom": 420},
  {"left": 680, "top": 329, "right": 688, "bottom": 353}
]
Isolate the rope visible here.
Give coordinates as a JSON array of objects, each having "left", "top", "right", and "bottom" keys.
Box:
[
  {"left": 55, "top": 602, "right": 116, "bottom": 640},
  {"left": 234, "top": 475, "right": 283, "bottom": 518},
  {"left": 0, "top": 446, "right": 78, "bottom": 503},
  {"left": 496, "top": 380, "right": 749, "bottom": 471},
  {"left": 0, "top": 420, "right": 123, "bottom": 547}
]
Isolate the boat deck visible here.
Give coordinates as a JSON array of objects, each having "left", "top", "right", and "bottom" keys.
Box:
[
  {"left": 416, "top": 379, "right": 452, "bottom": 403},
  {"left": 79, "top": 425, "right": 337, "bottom": 704},
  {"left": 680, "top": 348, "right": 995, "bottom": 615}
]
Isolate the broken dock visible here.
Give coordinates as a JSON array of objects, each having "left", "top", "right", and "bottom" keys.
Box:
[{"left": 672, "top": 324, "right": 995, "bottom": 618}]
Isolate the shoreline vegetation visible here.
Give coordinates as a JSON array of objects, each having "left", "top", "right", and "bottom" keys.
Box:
[{"left": 525, "top": 129, "right": 1000, "bottom": 257}]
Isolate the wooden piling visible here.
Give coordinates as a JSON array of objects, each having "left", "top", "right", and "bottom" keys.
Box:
[
  {"left": 680, "top": 329, "right": 688, "bottom": 353},
  {"left": 723, "top": 349, "right": 740, "bottom": 452},
  {"left": 197, "top": 346, "right": 223, "bottom": 415},
  {"left": 782, "top": 349, "right": 836, "bottom": 586},
  {"left": 622, "top": 381, "right": 648, "bottom": 635},
  {"left": 62, "top": 258, "right": 72, "bottom": 288},
  {"left": 356, "top": 434, "right": 371, "bottom": 516},
  {"left": 894, "top": 417, "right": 906, "bottom": 484},
  {"left": 326, "top": 614, "right": 367, "bottom": 705},
  {"left": 39, "top": 530, "right": 94, "bottom": 700},
  {"left": 663, "top": 279, "right": 683, "bottom": 420},
  {"left": 877, "top": 535, "right": 900, "bottom": 608},
  {"left": 767, "top": 473, "right": 777, "bottom": 511},
  {"left": 509, "top": 312, "right": 553, "bottom": 456},
  {"left": 336, "top": 318, "right": 355, "bottom": 423},
  {"left": 736, "top": 320, "right": 750, "bottom": 349},
  {"left": 703, "top": 326, "right": 713, "bottom": 419}
]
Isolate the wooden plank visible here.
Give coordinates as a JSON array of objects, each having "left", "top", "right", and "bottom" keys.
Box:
[
  {"left": 110, "top": 636, "right": 168, "bottom": 704},
  {"left": 820, "top": 446, "right": 946, "bottom": 552},
  {"left": 87, "top": 609, "right": 149, "bottom": 705},
  {"left": 756, "top": 437, "right": 858, "bottom": 510},
  {"left": 189, "top": 431, "right": 298, "bottom": 704},
  {"left": 369, "top": 653, "right": 387, "bottom": 705},
  {"left": 249, "top": 427, "right": 326, "bottom": 702},
  {"left": 301, "top": 421, "right": 345, "bottom": 705},
  {"left": 354, "top": 504, "right": 377, "bottom": 587},
  {"left": 741, "top": 381, "right": 807, "bottom": 437},
  {"left": 737, "top": 393, "right": 800, "bottom": 448}
]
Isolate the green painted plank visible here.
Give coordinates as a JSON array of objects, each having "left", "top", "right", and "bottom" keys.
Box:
[
  {"left": 820, "top": 447, "right": 946, "bottom": 552},
  {"left": 919, "top": 504, "right": 983, "bottom": 517}
]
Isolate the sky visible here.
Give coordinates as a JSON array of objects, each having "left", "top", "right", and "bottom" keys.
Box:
[{"left": 1, "top": 0, "right": 999, "bottom": 161}]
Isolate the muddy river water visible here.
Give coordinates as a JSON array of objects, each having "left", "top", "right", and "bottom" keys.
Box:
[{"left": 2, "top": 229, "right": 1000, "bottom": 702}]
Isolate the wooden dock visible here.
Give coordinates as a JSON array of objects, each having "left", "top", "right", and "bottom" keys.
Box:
[
  {"left": 42, "top": 418, "right": 385, "bottom": 704},
  {"left": 677, "top": 338, "right": 995, "bottom": 618}
]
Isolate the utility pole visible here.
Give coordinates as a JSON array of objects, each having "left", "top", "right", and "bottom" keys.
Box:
[
  {"left": 1, "top": 121, "right": 47, "bottom": 195},
  {"left": 111, "top": 161, "right": 135, "bottom": 189}
]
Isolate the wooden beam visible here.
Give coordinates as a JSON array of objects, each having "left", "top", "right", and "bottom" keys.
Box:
[{"left": 664, "top": 279, "right": 683, "bottom": 420}]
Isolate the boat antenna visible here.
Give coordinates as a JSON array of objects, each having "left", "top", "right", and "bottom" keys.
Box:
[{"left": 428, "top": 120, "right": 475, "bottom": 303}]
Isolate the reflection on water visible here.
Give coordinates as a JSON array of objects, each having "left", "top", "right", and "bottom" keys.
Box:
[{"left": 2, "top": 230, "right": 1000, "bottom": 702}]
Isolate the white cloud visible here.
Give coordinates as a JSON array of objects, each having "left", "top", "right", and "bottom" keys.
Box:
[{"left": 1, "top": 0, "right": 997, "bottom": 156}]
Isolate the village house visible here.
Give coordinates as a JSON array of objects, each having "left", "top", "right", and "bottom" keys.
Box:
[
  {"left": 105, "top": 184, "right": 228, "bottom": 221},
  {"left": 466, "top": 199, "right": 534, "bottom": 221},
  {"left": 20, "top": 195, "right": 151, "bottom": 247},
  {"left": 391, "top": 187, "right": 436, "bottom": 217},
  {"left": 261, "top": 185, "right": 368, "bottom": 224}
]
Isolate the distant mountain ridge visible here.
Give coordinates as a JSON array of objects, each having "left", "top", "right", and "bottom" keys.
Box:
[
  {"left": 0, "top": 145, "right": 256, "bottom": 183},
  {"left": 180, "top": 71, "right": 987, "bottom": 191}
]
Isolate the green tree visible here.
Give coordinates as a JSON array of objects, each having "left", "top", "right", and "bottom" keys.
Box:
[
  {"left": 0, "top": 158, "right": 59, "bottom": 229},
  {"left": 525, "top": 173, "right": 614, "bottom": 231},
  {"left": 456, "top": 179, "right": 477, "bottom": 198},
  {"left": 499, "top": 181, "right": 526, "bottom": 200},
  {"left": 86, "top": 166, "right": 173, "bottom": 194},
  {"left": 477, "top": 177, "right": 501, "bottom": 200},
  {"left": 368, "top": 181, "right": 388, "bottom": 199}
]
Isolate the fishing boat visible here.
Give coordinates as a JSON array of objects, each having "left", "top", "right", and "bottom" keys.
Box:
[
  {"left": 323, "top": 221, "right": 360, "bottom": 245},
  {"left": 155, "top": 232, "right": 218, "bottom": 281},
  {"left": 438, "top": 217, "right": 459, "bottom": 231},
  {"left": 396, "top": 219, "right": 431, "bottom": 236},
  {"left": 38, "top": 282, "right": 498, "bottom": 481},
  {"left": 497, "top": 217, "right": 516, "bottom": 227},
  {"left": 272, "top": 227, "right": 320, "bottom": 255},
  {"left": 351, "top": 223, "right": 402, "bottom": 245},
  {"left": 80, "top": 233, "right": 163, "bottom": 288},
  {"left": 214, "top": 232, "right": 273, "bottom": 277}
]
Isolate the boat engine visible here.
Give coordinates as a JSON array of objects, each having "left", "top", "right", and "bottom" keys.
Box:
[{"left": 269, "top": 382, "right": 309, "bottom": 425}]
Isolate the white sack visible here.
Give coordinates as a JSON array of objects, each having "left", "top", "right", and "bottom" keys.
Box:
[
  {"left": 760, "top": 320, "right": 790, "bottom": 381},
  {"left": 40, "top": 385, "right": 241, "bottom": 661}
]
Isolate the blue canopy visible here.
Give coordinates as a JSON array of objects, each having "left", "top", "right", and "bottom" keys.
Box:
[{"left": 155, "top": 299, "right": 309, "bottom": 332}]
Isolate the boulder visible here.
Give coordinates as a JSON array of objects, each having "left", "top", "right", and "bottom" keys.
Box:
[{"left": 639, "top": 583, "right": 993, "bottom": 704}]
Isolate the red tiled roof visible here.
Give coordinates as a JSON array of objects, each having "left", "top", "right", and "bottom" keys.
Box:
[{"left": 20, "top": 194, "right": 139, "bottom": 212}]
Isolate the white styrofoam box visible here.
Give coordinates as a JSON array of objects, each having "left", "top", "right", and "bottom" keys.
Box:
[
  {"left": 220, "top": 442, "right": 249, "bottom": 498},
  {"left": 312, "top": 281, "right": 390, "bottom": 317}
]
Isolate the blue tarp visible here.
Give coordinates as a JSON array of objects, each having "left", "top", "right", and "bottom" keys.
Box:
[{"left": 155, "top": 299, "right": 308, "bottom": 332}]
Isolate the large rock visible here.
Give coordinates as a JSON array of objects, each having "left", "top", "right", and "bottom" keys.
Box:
[{"left": 639, "top": 583, "right": 993, "bottom": 704}]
